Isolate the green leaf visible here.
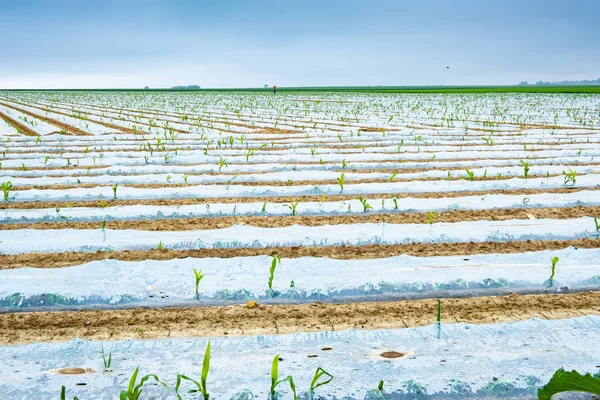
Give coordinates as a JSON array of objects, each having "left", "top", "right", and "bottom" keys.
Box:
[
  {"left": 309, "top": 367, "right": 334, "bottom": 391},
  {"left": 538, "top": 368, "right": 600, "bottom": 400},
  {"left": 271, "top": 354, "right": 280, "bottom": 393}
]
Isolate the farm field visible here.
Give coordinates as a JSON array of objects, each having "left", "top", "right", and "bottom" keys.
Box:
[{"left": 0, "top": 90, "right": 600, "bottom": 399}]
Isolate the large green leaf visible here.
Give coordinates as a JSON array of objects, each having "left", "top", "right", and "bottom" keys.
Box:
[{"left": 538, "top": 368, "right": 600, "bottom": 400}]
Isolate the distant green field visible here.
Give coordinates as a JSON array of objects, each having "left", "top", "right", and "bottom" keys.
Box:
[{"left": 3, "top": 85, "right": 600, "bottom": 93}]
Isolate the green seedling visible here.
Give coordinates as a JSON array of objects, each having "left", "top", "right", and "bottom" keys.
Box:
[
  {"left": 60, "top": 386, "right": 79, "bottom": 400},
  {"left": 595, "top": 217, "right": 599, "bottom": 232},
  {"left": 337, "top": 173, "right": 345, "bottom": 191},
  {"left": 2, "top": 181, "right": 12, "bottom": 203},
  {"left": 465, "top": 169, "right": 475, "bottom": 181},
  {"left": 550, "top": 256, "right": 559, "bottom": 281},
  {"left": 268, "top": 254, "right": 281, "bottom": 292},
  {"left": 283, "top": 198, "right": 302, "bottom": 216},
  {"left": 119, "top": 367, "right": 163, "bottom": 400},
  {"left": 358, "top": 195, "right": 373, "bottom": 212},
  {"left": 377, "top": 380, "right": 384, "bottom": 391},
  {"left": 193, "top": 268, "right": 204, "bottom": 296},
  {"left": 520, "top": 160, "right": 530, "bottom": 178},
  {"left": 218, "top": 156, "right": 228, "bottom": 171},
  {"left": 309, "top": 367, "right": 334, "bottom": 393},
  {"left": 392, "top": 196, "right": 399, "bottom": 209},
  {"left": 270, "top": 354, "right": 298, "bottom": 400},
  {"left": 101, "top": 345, "right": 113, "bottom": 371},
  {"left": 101, "top": 220, "right": 106, "bottom": 229},
  {"left": 389, "top": 172, "right": 397, "bottom": 182},
  {"left": 176, "top": 341, "right": 211, "bottom": 400},
  {"left": 112, "top": 183, "right": 118, "bottom": 199},
  {"left": 563, "top": 167, "right": 577, "bottom": 185},
  {"left": 261, "top": 202, "right": 267, "bottom": 213},
  {"left": 310, "top": 148, "right": 316, "bottom": 156},
  {"left": 157, "top": 241, "right": 163, "bottom": 250},
  {"left": 182, "top": 174, "right": 189, "bottom": 183},
  {"left": 427, "top": 211, "right": 438, "bottom": 225},
  {"left": 341, "top": 159, "right": 347, "bottom": 169}
]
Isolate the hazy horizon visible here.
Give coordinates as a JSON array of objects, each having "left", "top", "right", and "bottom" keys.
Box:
[{"left": 1, "top": 0, "right": 599, "bottom": 89}]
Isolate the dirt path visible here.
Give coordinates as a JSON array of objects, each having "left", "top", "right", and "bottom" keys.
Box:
[
  {"left": 1, "top": 291, "right": 598, "bottom": 345},
  {"left": 2, "top": 205, "right": 599, "bottom": 231}
]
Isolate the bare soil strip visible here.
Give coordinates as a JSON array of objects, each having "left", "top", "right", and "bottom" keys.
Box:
[
  {"left": 0, "top": 110, "right": 40, "bottom": 136},
  {"left": 2, "top": 205, "right": 598, "bottom": 231},
  {"left": 1, "top": 238, "right": 598, "bottom": 270},
  {"left": 0, "top": 102, "right": 92, "bottom": 136},
  {"left": 1, "top": 291, "right": 598, "bottom": 345},
  {"left": 0, "top": 187, "right": 592, "bottom": 209}
]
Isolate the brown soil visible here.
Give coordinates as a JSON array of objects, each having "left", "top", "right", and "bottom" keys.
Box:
[
  {"left": 0, "top": 186, "right": 591, "bottom": 209},
  {"left": 3, "top": 205, "right": 598, "bottom": 232},
  {"left": 1, "top": 237, "right": 598, "bottom": 270},
  {"left": 1, "top": 291, "right": 598, "bottom": 345}
]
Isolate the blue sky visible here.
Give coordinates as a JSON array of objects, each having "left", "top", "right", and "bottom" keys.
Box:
[{"left": 1, "top": 0, "right": 598, "bottom": 88}]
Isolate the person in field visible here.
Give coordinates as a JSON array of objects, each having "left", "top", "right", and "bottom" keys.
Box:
[{"left": 273, "top": 85, "right": 277, "bottom": 94}]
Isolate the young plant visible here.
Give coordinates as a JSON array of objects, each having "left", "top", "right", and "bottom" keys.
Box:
[
  {"left": 389, "top": 172, "right": 397, "bottom": 182},
  {"left": 270, "top": 354, "right": 297, "bottom": 400},
  {"left": 268, "top": 254, "right": 281, "bottom": 292},
  {"left": 112, "top": 182, "right": 118, "bottom": 200},
  {"left": 465, "top": 169, "right": 475, "bottom": 181},
  {"left": 427, "top": 211, "right": 438, "bottom": 225},
  {"left": 337, "top": 173, "right": 345, "bottom": 191},
  {"left": 358, "top": 195, "right": 373, "bottom": 212},
  {"left": 157, "top": 241, "right": 163, "bottom": 250},
  {"left": 283, "top": 198, "right": 302, "bottom": 216},
  {"left": 308, "top": 367, "right": 334, "bottom": 394},
  {"left": 101, "top": 345, "right": 113, "bottom": 371},
  {"left": 176, "top": 341, "right": 211, "bottom": 400},
  {"left": 2, "top": 181, "right": 12, "bottom": 203},
  {"left": 550, "top": 256, "right": 559, "bottom": 281},
  {"left": 193, "top": 268, "right": 204, "bottom": 296},
  {"left": 520, "top": 160, "right": 530, "bottom": 179},
  {"left": 595, "top": 217, "right": 599, "bottom": 233},
  {"left": 563, "top": 167, "right": 577, "bottom": 185},
  {"left": 119, "top": 367, "right": 163, "bottom": 400},
  {"left": 392, "top": 196, "right": 399, "bottom": 209},
  {"left": 60, "top": 386, "right": 79, "bottom": 400},
  {"left": 218, "top": 156, "right": 228, "bottom": 171}
]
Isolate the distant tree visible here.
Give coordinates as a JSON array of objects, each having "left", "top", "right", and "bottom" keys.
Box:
[
  {"left": 144, "top": 86, "right": 150, "bottom": 90},
  {"left": 519, "top": 81, "right": 528, "bottom": 86},
  {"left": 264, "top": 84, "right": 269, "bottom": 88}
]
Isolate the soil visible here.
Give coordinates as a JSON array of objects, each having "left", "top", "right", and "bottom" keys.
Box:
[
  {"left": 2, "top": 205, "right": 598, "bottom": 231},
  {"left": 1, "top": 291, "right": 598, "bottom": 345},
  {"left": 1, "top": 237, "right": 598, "bottom": 270},
  {"left": 0, "top": 102, "right": 91, "bottom": 136}
]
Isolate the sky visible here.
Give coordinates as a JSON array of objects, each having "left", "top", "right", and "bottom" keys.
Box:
[{"left": 0, "top": 0, "right": 599, "bottom": 89}]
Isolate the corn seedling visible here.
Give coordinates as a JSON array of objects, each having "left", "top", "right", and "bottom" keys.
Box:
[
  {"left": 520, "top": 160, "right": 530, "bottom": 178},
  {"left": 341, "top": 159, "right": 347, "bottom": 169},
  {"left": 337, "top": 173, "right": 345, "bottom": 191},
  {"left": 2, "top": 181, "right": 12, "bottom": 203},
  {"left": 358, "top": 195, "right": 373, "bottom": 212},
  {"left": 157, "top": 241, "right": 163, "bottom": 250},
  {"left": 465, "top": 169, "right": 474, "bottom": 181},
  {"left": 270, "top": 354, "right": 298, "bottom": 400},
  {"left": 175, "top": 341, "right": 211, "bottom": 400},
  {"left": 283, "top": 198, "right": 302, "bottom": 216},
  {"left": 595, "top": 217, "right": 599, "bottom": 232},
  {"left": 550, "top": 256, "right": 559, "bottom": 281},
  {"left": 309, "top": 367, "right": 334, "bottom": 393},
  {"left": 101, "top": 345, "right": 113, "bottom": 371},
  {"left": 112, "top": 183, "right": 118, "bottom": 199},
  {"left": 427, "top": 211, "right": 438, "bottom": 224},
  {"left": 563, "top": 168, "right": 577, "bottom": 185},
  {"left": 193, "top": 268, "right": 204, "bottom": 296},
  {"left": 389, "top": 172, "right": 397, "bottom": 181},
  {"left": 261, "top": 202, "right": 267, "bottom": 213},
  {"left": 60, "top": 386, "right": 79, "bottom": 400},
  {"left": 182, "top": 174, "right": 189, "bottom": 183},
  {"left": 119, "top": 367, "right": 164, "bottom": 400},
  {"left": 268, "top": 254, "right": 281, "bottom": 292},
  {"left": 392, "top": 196, "right": 399, "bottom": 209},
  {"left": 101, "top": 220, "right": 106, "bottom": 229},
  {"left": 377, "top": 380, "right": 384, "bottom": 392},
  {"left": 218, "top": 157, "right": 228, "bottom": 171}
]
